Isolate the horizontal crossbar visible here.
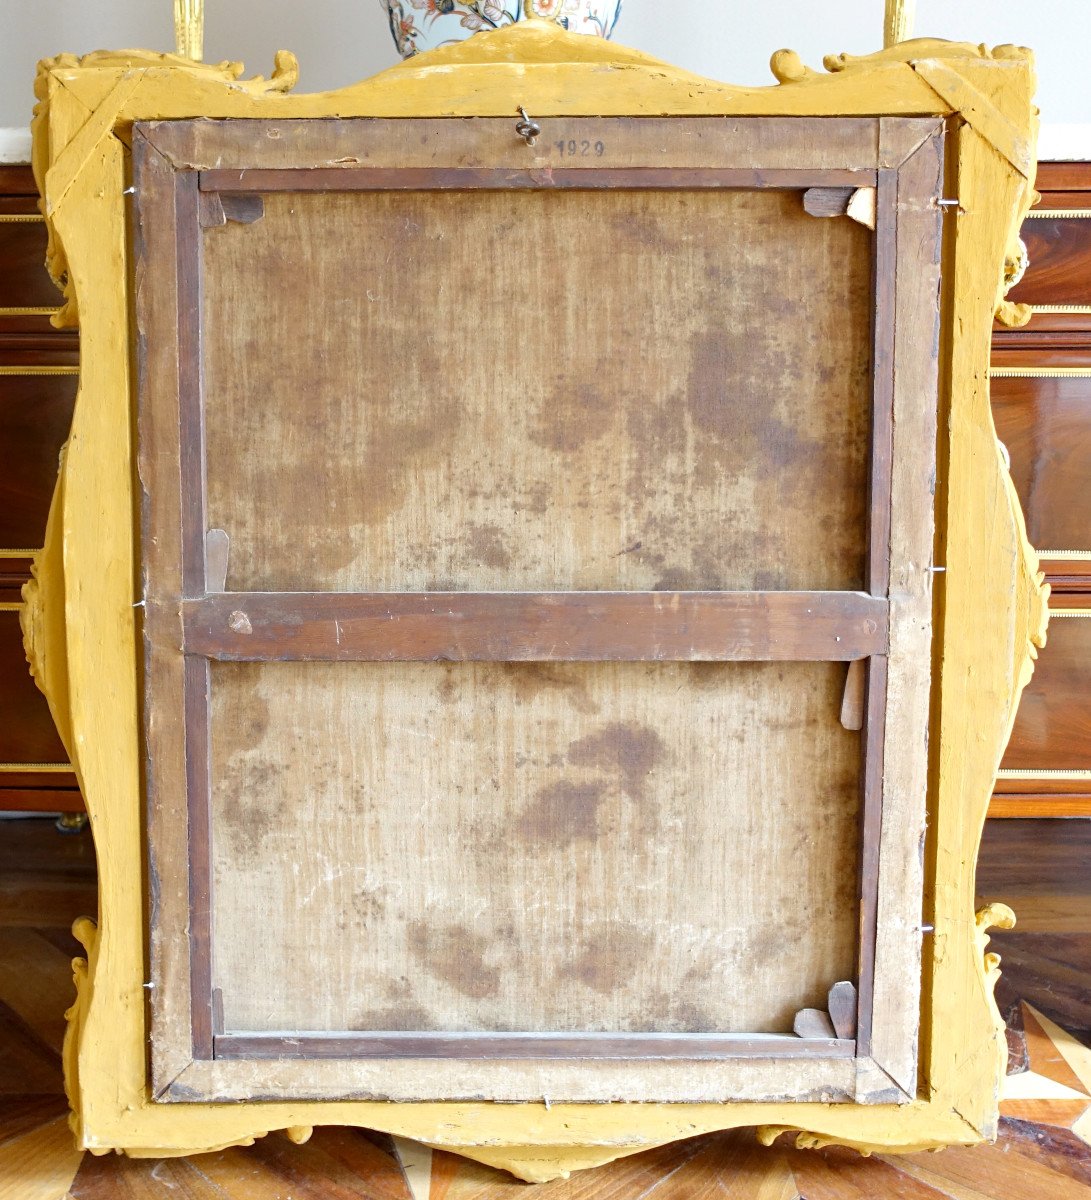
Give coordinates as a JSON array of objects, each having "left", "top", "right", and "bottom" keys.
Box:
[
  {"left": 213, "top": 1030, "right": 857, "bottom": 1061},
  {"left": 180, "top": 590, "right": 887, "bottom": 663},
  {"left": 198, "top": 166, "right": 876, "bottom": 193}
]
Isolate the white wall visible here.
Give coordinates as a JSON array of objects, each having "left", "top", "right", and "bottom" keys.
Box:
[{"left": 2, "top": 0, "right": 1089, "bottom": 153}]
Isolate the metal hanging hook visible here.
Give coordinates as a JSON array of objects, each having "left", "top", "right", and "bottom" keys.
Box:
[{"left": 515, "top": 106, "right": 541, "bottom": 148}]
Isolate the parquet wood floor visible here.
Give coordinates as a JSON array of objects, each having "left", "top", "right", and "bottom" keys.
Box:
[{"left": 0, "top": 816, "right": 1087, "bottom": 1198}]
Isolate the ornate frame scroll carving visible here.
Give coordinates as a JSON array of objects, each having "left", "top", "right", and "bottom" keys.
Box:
[{"left": 27, "top": 22, "right": 1045, "bottom": 1181}]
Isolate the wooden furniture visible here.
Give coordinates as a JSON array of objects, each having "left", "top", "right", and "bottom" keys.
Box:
[
  {"left": 992, "top": 162, "right": 1091, "bottom": 818},
  {"left": 25, "top": 26, "right": 1046, "bottom": 1182},
  {"left": 0, "top": 164, "right": 80, "bottom": 814}
]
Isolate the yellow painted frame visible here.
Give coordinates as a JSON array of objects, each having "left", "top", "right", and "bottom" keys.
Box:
[{"left": 23, "top": 22, "right": 1048, "bottom": 1182}]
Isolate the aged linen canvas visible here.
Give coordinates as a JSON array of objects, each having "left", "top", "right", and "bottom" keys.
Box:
[
  {"left": 210, "top": 659, "right": 862, "bottom": 1034},
  {"left": 198, "top": 183, "right": 872, "bottom": 1037},
  {"left": 202, "top": 188, "right": 872, "bottom": 593}
]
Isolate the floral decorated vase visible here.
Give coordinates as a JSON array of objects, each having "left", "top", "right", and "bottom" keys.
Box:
[{"left": 383, "top": 0, "right": 623, "bottom": 59}]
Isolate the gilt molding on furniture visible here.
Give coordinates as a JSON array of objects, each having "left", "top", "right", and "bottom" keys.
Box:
[{"left": 25, "top": 24, "right": 1048, "bottom": 1182}]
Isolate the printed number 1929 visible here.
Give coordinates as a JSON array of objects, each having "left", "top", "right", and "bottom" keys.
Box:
[{"left": 556, "top": 139, "right": 606, "bottom": 157}]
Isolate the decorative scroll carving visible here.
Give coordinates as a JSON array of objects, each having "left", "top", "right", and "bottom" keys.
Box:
[
  {"left": 754, "top": 1126, "right": 959, "bottom": 1155},
  {"left": 36, "top": 48, "right": 299, "bottom": 90},
  {"left": 20, "top": 444, "right": 73, "bottom": 753},
  {"left": 998, "top": 440, "right": 1051, "bottom": 721},
  {"left": 770, "top": 38, "right": 1023, "bottom": 85},
  {"left": 62, "top": 915, "right": 97, "bottom": 1143},
  {"left": 996, "top": 234, "right": 1034, "bottom": 327},
  {"left": 976, "top": 902, "right": 1019, "bottom": 1109},
  {"left": 824, "top": 39, "right": 1031, "bottom": 73},
  {"left": 975, "top": 902, "right": 1017, "bottom": 990},
  {"left": 65, "top": 917, "right": 304, "bottom": 1160}
]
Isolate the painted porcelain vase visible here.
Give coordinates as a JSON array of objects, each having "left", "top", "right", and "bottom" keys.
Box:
[{"left": 383, "top": 0, "right": 622, "bottom": 58}]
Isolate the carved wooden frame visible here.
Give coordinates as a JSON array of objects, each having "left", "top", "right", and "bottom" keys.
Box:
[{"left": 24, "top": 24, "right": 1047, "bottom": 1180}]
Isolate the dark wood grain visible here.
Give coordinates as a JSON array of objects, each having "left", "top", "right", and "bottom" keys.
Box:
[
  {"left": 0, "top": 211, "right": 60, "bottom": 308},
  {"left": 1029, "top": 192, "right": 1091, "bottom": 208},
  {"left": 176, "top": 173, "right": 207, "bottom": 598},
  {"left": 1035, "top": 162, "right": 1091, "bottom": 192},
  {"left": 990, "top": 317, "right": 1091, "bottom": 649},
  {"left": 0, "top": 789, "right": 82, "bottom": 813},
  {"left": 0, "top": 815, "right": 95, "bottom": 931},
  {"left": 0, "top": 1002, "right": 64, "bottom": 1092},
  {"left": 1007, "top": 216, "right": 1091, "bottom": 308},
  {"left": 181, "top": 590, "right": 889, "bottom": 663},
  {"left": 994, "top": 162, "right": 1091, "bottom": 347},
  {"left": 1038, "top": 571, "right": 1091, "bottom": 597},
  {"left": 992, "top": 775, "right": 1091, "bottom": 795},
  {"left": 0, "top": 770, "right": 75, "bottom": 795},
  {"left": 991, "top": 371, "right": 1091, "bottom": 561},
  {"left": 979, "top": 817, "right": 1091, "bottom": 1038},
  {"left": 990, "top": 794, "right": 1091, "bottom": 818},
  {"left": 0, "top": 372, "right": 77, "bottom": 548},
  {"left": 0, "top": 165, "right": 39, "bottom": 194},
  {"left": 996, "top": 1120, "right": 1091, "bottom": 1192},
  {"left": 0, "top": 184, "right": 64, "bottom": 329},
  {"left": 0, "top": 610, "right": 69, "bottom": 764},
  {"left": 0, "top": 556, "right": 35, "bottom": 604},
  {"left": 0, "top": 162, "right": 78, "bottom": 812},
  {"left": 0, "top": 339, "right": 77, "bottom": 365},
  {"left": 992, "top": 345, "right": 1091, "bottom": 368},
  {"left": 993, "top": 325, "right": 1091, "bottom": 347},
  {"left": 1001, "top": 607, "right": 1091, "bottom": 774}
]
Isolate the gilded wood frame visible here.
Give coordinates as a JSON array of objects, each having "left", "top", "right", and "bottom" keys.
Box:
[{"left": 23, "top": 23, "right": 1048, "bottom": 1180}]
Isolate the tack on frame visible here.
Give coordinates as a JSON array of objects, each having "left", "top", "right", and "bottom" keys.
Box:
[{"left": 132, "top": 113, "right": 941, "bottom": 1107}]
